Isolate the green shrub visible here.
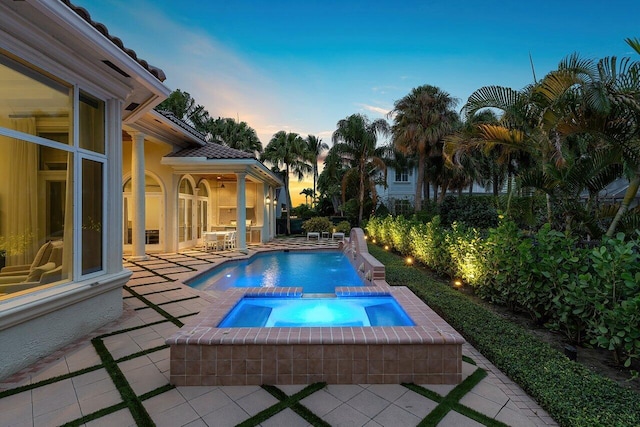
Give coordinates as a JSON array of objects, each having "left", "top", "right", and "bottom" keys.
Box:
[
  {"left": 371, "top": 245, "right": 640, "bottom": 427},
  {"left": 301, "top": 217, "right": 332, "bottom": 233},
  {"left": 333, "top": 220, "right": 352, "bottom": 235},
  {"left": 439, "top": 195, "right": 498, "bottom": 229},
  {"left": 584, "top": 233, "right": 640, "bottom": 366}
]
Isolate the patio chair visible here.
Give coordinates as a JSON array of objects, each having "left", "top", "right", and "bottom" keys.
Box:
[
  {"left": 203, "top": 233, "right": 221, "bottom": 251},
  {"left": 224, "top": 231, "right": 236, "bottom": 250},
  {"left": 0, "top": 240, "right": 62, "bottom": 280}
]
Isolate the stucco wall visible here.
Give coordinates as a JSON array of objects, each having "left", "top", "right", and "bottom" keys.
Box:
[{"left": 0, "top": 283, "right": 124, "bottom": 380}]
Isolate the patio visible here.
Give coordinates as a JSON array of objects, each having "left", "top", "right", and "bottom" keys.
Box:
[{"left": 0, "top": 238, "right": 557, "bottom": 426}]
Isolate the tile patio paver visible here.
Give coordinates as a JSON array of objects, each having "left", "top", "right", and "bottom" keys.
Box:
[{"left": 0, "top": 241, "right": 560, "bottom": 427}]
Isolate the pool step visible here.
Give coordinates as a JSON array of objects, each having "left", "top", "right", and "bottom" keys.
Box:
[{"left": 301, "top": 293, "right": 336, "bottom": 298}]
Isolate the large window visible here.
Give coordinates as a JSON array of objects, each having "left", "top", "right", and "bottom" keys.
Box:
[{"left": 0, "top": 51, "right": 106, "bottom": 298}]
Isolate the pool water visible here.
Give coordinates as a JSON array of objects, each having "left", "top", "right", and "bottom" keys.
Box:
[
  {"left": 188, "top": 251, "right": 363, "bottom": 293},
  {"left": 218, "top": 296, "right": 415, "bottom": 327}
]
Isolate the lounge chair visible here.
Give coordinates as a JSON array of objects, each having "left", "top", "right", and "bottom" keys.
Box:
[
  {"left": 0, "top": 240, "right": 62, "bottom": 280},
  {"left": 307, "top": 232, "right": 320, "bottom": 240}
]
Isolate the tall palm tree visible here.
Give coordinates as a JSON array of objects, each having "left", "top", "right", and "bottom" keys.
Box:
[
  {"left": 156, "top": 89, "right": 210, "bottom": 133},
  {"left": 300, "top": 188, "right": 314, "bottom": 206},
  {"left": 207, "top": 117, "right": 263, "bottom": 157},
  {"left": 317, "top": 148, "right": 347, "bottom": 215},
  {"left": 305, "top": 135, "right": 329, "bottom": 208},
  {"left": 332, "top": 114, "right": 389, "bottom": 225},
  {"left": 390, "top": 85, "right": 459, "bottom": 212},
  {"left": 261, "top": 131, "right": 312, "bottom": 234}
]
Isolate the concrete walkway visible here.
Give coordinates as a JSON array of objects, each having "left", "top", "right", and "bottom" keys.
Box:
[{"left": 0, "top": 238, "right": 558, "bottom": 426}]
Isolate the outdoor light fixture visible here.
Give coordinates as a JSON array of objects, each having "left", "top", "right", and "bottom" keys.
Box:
[
  {"left": 372, "top": 239, "right": 377, "bottom": 244},
  {"left": 453, "top": 279, "right": 463, "bottom": 288},
  {"left": 266, "top": 196, "right": 271, "bottom": 204},
  {"left": 364, "top": 235, "right": 368, "bottom": 240},
  {"left": 384, "top": 245, "right": 389, "bottom": 251},
  {"left": 405, "top": 257, "right": 413, "bottom": 265}
]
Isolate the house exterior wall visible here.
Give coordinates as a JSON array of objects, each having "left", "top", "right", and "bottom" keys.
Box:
[{"left": 0, "top": 1, "right": 168, "bottom": 379}]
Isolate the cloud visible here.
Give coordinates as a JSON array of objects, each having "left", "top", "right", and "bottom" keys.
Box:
[{"left": 358, "top": 104, "right": 391, "bottom": 116}]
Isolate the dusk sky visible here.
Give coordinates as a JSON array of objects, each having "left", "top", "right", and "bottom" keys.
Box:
[{"left": 74, "top": 0, "right": 640, "bottom": 205}]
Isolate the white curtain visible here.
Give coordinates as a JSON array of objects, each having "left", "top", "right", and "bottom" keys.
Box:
[{"left": 1, "top": 118, "right": 38, "bottom": 266}]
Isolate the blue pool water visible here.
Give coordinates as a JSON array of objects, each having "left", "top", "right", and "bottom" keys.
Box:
[
  {"left": 218, "top": 296, "right": 415, "bottom": 327},
  {"left": 188, "top": 251, "right": 363, "bottom": 293}
]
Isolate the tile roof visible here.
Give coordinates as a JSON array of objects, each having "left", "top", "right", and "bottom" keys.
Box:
[
  {"left": 155, "top": 110, "right": 207, "bottom": 144},
  {"left": 166, "top": 142, "right": 257, "bottom": 160},
  {"left": 61, "top": 0, "right": 166, "bottom": 82}
]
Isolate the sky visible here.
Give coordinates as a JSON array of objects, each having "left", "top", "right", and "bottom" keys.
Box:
[{"left": 74, "top": 0, "right": 640, "bottom": 206}]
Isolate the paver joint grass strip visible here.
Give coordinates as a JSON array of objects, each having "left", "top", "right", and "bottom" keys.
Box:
[
  {"left": 236, "top": 382, "right": 329, "bottom": 427},
  {"left": 0, "top": 363, "right": 104, "bottom": 399},
  {"left": 124, "top": 284, "right": 184, "bottom": 327},
  {"left": 92, "top": 338, "right": 156, "bottom": 427},
  {"left": 406, "top": 366, "right": 508, "bottom": 427}
]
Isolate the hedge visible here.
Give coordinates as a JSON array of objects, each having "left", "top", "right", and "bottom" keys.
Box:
[{"left": 370, "top": 244, "right": 640, "bottom": 427}]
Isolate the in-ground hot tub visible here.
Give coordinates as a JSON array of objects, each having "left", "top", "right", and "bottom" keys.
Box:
[
  {"left": 167, "top": 286, "right": 465, "bottom": 386},
  {"left": 218, "top": 295, "right": 415, "bottom": 328}
]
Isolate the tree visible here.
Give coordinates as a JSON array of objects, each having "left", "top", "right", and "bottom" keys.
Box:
[
  {"left": 156, "top": 89, "right": 210, "bottom": 133},
  {"left": 305, "top": 135, "right": 329, "bottom": 208},
  {"left": 300, "top": 188, "right": 314, "bottom": 206},
  {"left": 317, "top": 148, "right": 347, "bottom": 215},
  {"left": 207, "top": 117, "right": 263, "bottom": 157},
  {"left": 261, "top": 131, "right": 312, "bottom": 234},
  {"left": 390, "top": 85, "right": 459, "bottom": 212},
  {"left": 332, "top": 114, "right": 389, "bottom": 225}
]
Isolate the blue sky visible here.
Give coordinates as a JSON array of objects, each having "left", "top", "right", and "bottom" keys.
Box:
[{"left": 74, "top": 0, "right": 639, "bottom": 202}]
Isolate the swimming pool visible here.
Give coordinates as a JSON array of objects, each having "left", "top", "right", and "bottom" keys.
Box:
[
  {"left": 218, "top": 295, "right": 415, "bottom": 327},
  {"left": 188, "top": 251, "right": 363, "bottom": 293}
]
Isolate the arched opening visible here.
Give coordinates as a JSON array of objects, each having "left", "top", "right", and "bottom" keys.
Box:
[{"left": 123, "top": 173, "right": 164, "bottom": 252}]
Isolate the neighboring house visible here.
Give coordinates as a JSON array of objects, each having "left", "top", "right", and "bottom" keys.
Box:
[
  {"left": 376, "top": 166, "right": 499, "bottom": 214},
  {"left": 376, "top": 166, "right": 416, "bottom": 216},
  {"left": 0, "top": 0, "right": 281, "bottom": 379}
]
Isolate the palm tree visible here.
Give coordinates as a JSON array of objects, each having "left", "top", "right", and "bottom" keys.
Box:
[
  {"left": 261, "top": 131, "right": 312, "bottom": 234},
  {"left": 300, "top": 188, "right": 314, "bottom": 206},
  {"left": 332, "top": 114, "right": 389, "bottom": 225},
  {"left": 390, "top": 85, "right": 459, "bottom": 212},
  {"left": 207, "top": 117, "right": 263, "bottom": 157},
  {"left": 305, "top": 135, "right": 329, "bottom": 209},
  {"left": 156, "top": 89, "right": 210, "bottom": 133},
  {"left": 317, "top": 148, "right": 347, "bottom": 215}
]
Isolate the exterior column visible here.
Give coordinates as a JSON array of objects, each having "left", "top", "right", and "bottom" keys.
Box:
[
  {"left": 269, "top": 187, "right": 275, "bottom": 240},
  {"left": 129, "top": 131, "right": 148, "bottom": 261},
  {"left": 235, "top": 172, "right": 247, "bottom": 253}
]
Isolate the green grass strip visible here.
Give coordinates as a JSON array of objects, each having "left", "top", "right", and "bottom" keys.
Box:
[
  {"left": 462, "top": 355, "right": 476, "bottom": 365},
  {"left": 134, "top": 295, "right": 200, "bottom": 311},
  {"left": 125, "top": 259, "right": 177, "bottom": 282},
  {"left": 140, "top": 383, "right": 176, "bottom": 401},
  {"left": 407, "top": 368, "right": 508, "bottom": 427},
  {"left": 401, "top": 382, "right": 444, "bottom": 401},
  {"left": 92, "top": 338, "right": 155, "bottom": 427},
  {"left": 60, "top": 402, "right": 128, "bottom": 427},
  {"left": 236, "top": 383, "right": 328, "bottom": 427},
  {"left": 124, "top": 285, "right": 184, "bottom": 327},
  {"left": 115, "top": 344, "right": 170, "bottom": 363},
  {"left": 95, "top": 318, "right": 173, "bottom": 340},
  {"left": 136, "top": 287, "right": 183, "bottom": 297},
  {"left": 0, "top": 363, "right": 103, "bottom": 399}
]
